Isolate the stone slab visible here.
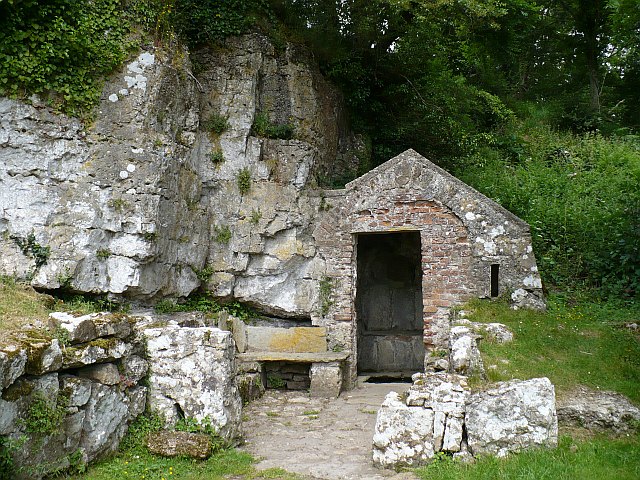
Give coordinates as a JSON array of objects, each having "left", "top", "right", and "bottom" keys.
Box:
[
  {"left": 237, "top": 351, "right": 349, "bottom": 363},
  {"left": 246, "top": 326, "right": 328, "bottom": 353}
]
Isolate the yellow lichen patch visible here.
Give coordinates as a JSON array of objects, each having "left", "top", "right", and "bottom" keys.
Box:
[
  {"left": 267, "top": 327, "right": 328, "bottom": 353},
  {"left": 271, "top": 238, "right": 305, "bottom": 261}
]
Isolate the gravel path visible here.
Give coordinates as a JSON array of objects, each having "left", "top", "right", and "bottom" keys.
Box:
[{"left": 240, "top": 381, "right": 418, "bottom": 480}]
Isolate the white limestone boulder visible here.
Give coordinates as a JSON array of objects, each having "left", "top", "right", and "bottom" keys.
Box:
[
  {"left": 143, "top": 324, "right": 242, "bottom": 441},
  {"left": 373, "top": 392, "right": 436, "bottom": 468},
  {"left": 465, "top": 377, "right": 558, "bottom": 457}
]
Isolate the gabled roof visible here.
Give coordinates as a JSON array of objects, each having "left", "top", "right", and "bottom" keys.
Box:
[{"left": 344, "top": 148, "right": 529, "bottom": 229}]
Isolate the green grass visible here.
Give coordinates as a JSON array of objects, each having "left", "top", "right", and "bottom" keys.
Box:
[
  {"left": 464, "top": 295, "right": 640, "bottom": 403},
  {"left": 415, "top": 435, "right": 640, "bottom": 480},
  {"left": 68, "top": 448, "right": 255, "bottom": 480},
  {"left": 0, "top": 277, "right": 52, "bottom": 333},
  {"left": 67, "top": 411, "right": 302, "bottom": 480}
]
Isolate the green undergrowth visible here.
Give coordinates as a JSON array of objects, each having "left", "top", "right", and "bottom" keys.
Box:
[
  {"left": 463, "top": 295, "right": 640, "bottom": 403},
  {"left": 154, "top": 293, "right": 256, "bottom": 321},
  {"left": 0, "top": 276, "right": 52, "bottom": 333},
  {"left": 457, "top": 124, "right": 640, "bottom": 299},
  {"left": 415, "top": 435, "right": 640, "bottom": 480},
  {"left": 68, "top": 411, "right": 302, "bottom": 479}
]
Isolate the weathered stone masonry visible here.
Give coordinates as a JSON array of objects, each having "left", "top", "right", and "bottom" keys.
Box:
[{"left": 313, "top": 150, "right": 544, "bottom": 386}]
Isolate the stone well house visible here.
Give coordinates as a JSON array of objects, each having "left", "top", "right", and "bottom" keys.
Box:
[{"left": 312, "top": 149, "right": 543, "bottom": 387}]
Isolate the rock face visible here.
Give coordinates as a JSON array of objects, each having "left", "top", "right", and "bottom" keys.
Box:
[
  {"left": 465, "top": 377, "right": 558, "bottom": 457},
  {"left": 373, "top": 374, "right": 558, "bottom": 468},
  {"left": 557, "top": 386, "right": 640, "bottom": 434},
  {"left": 143, "top": 324, "right": 242, "bottom": 441},
  {"left": 0, "top": 35, "right": 360, "bottom": 316}
]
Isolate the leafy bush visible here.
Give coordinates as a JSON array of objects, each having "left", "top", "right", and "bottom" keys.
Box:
[
  {"left": 202, "top": 113, "right": 230, "bottom": 134},
  {"left": 172, "top": 0, "right": 271, "bottom": 47},
  {"left": 458, "top": 127, "right": 640, "bottom": 298},
  {"left": 0, "top": 0, "right": 131, "bottom": 116},
  {"left": 237, "top": 168, "right": 252, "bottom": 195}
]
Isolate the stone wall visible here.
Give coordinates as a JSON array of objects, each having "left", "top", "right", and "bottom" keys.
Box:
[
  {"left": 373, "top": 374, "right": 558, "bottom": 468},
  {"left": 0, "top": 313, "right": 148, "bottom": 478},
  {"left": 0, "top": 311, "right": 242, "bottom": 478}
]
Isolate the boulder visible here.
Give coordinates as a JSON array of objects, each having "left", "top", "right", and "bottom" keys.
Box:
[
  {"left": 465, "top": 377, "right": 558, "bottom": 457},
  {"left": 146, "top": 431, "right": 212, "bottom": 459},
  {"left": 373, "top": 392, "right": 435, "bottom": 468},
  {"left": 557, "top": 386, "right": 640, "bottom": 434},
  {"left": 143, "top": 324, "right": 242, "bottom": 441}
]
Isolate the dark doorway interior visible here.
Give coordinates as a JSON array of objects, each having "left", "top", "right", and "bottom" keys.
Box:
[{"left": 356, "top": 231, "right": 425, "bottom": 375}]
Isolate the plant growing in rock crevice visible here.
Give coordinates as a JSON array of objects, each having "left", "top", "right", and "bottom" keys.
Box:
[
  {"left": 237, "top": 168, "right": 252, "bottom": 195},
  {"left": 209, "top": 148, "right": 225, "bottom": 164},
  {"left": 21, "top": 393, "right": 67, "bottom": 435},
  {"left": 193, "top": 265, "right": 214, "bottom": 283},
  {"left": 252, "top": 112, "right": 295, "bottom": 139},
  {"left": 202, "top": 113, "right": 230, "bottom": 134},
  {"left": 10, "top": 233, "right": 50, "bottom": 268},
  {"left": 319, "top": 276, "right": 335, "bottom": 317},
  {"left": 214, "top": 225, "right": 232, "bottom": 244},
  {"left": 249, "top": 208, "right": 262, "bottom": 224}
]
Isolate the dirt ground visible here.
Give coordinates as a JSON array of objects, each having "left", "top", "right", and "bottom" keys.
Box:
[{"left": 239, "top": 381, "right": 419, "bottom": 480}]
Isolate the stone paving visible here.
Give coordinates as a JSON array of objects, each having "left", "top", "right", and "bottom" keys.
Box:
[{"left": 240, "top": 381, "right": 418, "bottom": 480}]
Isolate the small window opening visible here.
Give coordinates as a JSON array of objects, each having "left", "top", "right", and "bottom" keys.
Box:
[{"left": 490, "top": 264, "right": 500, "bottom": 297}]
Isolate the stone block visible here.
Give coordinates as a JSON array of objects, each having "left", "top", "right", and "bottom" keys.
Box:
[
  {"left": 373, "top": 392, "right": 435, "bottom": 468},
  {"left": 121, "top": 354, "right": 149, "bottom": 383},
  {"left": 25, "top": 339, "right": 63, "bottom": 375},
  {"left": 60, "top": 375, "right": 93, "bottom": 407},
  {"left": 449, "top": 326, "right": 484, "bottom": 376},
  {"left": 246, "top": 326, "right": 327, "bottom": 353},
  {"left": 61, "top": 338, "right": 133, "bottom": 369},
  {"left": 309, "top": 362, "right": 341, "bottom": 398},
  {"left": 237, "top": 372, "right": 265, "bottom": 403},
  {"left": 0, "top": 346, "right": 27, "bottom": 389},
  {"left": 144, "top": 325, "right": 241, "bottom": 441},
  {"left": 465, "top": 377, "right": 558, "bottom": 457}
]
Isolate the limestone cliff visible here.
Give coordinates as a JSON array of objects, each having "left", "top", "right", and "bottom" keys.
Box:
[{"left": 0, "top": 34, "right": 363, "bottom": 318}]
